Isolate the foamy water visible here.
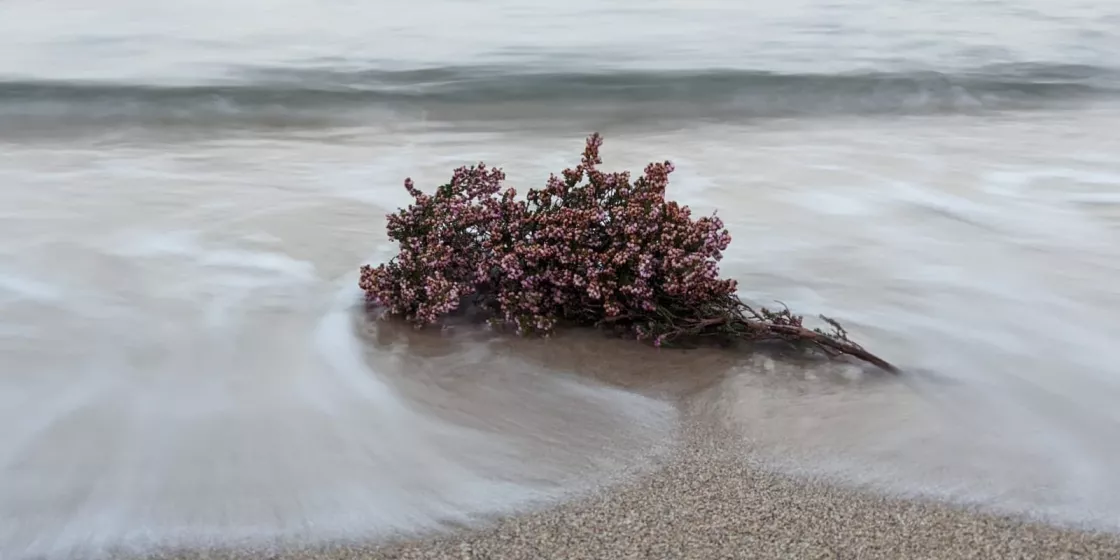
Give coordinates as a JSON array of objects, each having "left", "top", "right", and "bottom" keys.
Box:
[{"left": 2, "top": 1, "right": 1120, "bottom": 558}]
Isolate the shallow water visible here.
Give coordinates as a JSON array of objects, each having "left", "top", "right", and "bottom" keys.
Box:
[{"left": 2, "top": 1, "right": 1120, "bottom": 558}]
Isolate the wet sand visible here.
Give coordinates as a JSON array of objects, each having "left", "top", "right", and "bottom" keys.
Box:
[
  {"left": 136, "top": 325, "right": 1120, "bottom": 560},
  {"left": 375, "top": 434, "right": 1120, "bottom": 559},
  {"left": 145, "top": 420, "right": 1120, "bottom": 560}
]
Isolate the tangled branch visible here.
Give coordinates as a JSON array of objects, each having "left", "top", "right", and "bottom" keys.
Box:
[{"left": 360, "top": 134, "right": 897, "bottom": 373}]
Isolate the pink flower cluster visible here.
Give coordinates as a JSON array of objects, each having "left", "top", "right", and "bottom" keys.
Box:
[{"left": 359, "top": 133, "right": 739, "bottom": 345}]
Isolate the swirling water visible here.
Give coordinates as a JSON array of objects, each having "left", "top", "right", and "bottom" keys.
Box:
[{"left": 2, "top": 1, "right": 1120, "bottom": 558}]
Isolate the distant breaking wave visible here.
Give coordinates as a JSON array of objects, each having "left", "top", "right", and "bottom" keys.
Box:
[{"left": 1, "top": 63, "right": 1118, "bottom": 132}]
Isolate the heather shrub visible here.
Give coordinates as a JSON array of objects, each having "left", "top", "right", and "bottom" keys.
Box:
[{"left": 360, "top": 134, "right": 895, "bottom": 372}]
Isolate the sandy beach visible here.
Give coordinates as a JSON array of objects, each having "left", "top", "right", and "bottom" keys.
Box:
[
  {"left": 134, "top": 342, "right": 1120, "bottom": 560},
  {"left": 144, "top": 405, "right": 1120, "bottom": 560},
  {"left": 376, "top": 441, "right": 1120, "bottom": 559}
]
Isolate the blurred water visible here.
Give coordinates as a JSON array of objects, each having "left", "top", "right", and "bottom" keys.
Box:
[{"left": 2, "top": 1, "right": 1120, "bottom": 558}]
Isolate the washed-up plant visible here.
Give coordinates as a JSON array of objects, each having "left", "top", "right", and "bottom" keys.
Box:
[{"left": 360, "top": 134, "right": 896, "bottom": 372}]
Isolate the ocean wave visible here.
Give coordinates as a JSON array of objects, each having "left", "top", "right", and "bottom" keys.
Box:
[{"left": 1, "top": 63, "right": 1117, "bottom": 131}]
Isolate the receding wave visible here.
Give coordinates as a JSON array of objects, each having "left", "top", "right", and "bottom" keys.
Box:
[{"left": 1, "top": 63, "right": 1118, "bottom": 132}]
